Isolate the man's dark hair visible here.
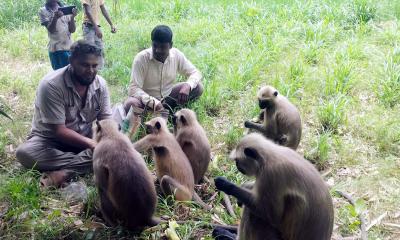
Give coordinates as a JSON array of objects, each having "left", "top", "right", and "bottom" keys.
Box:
[
  {"left": 70, "top": 40, "right": 103, "bottom": 59},
  {"left": 45, "top": 1, "right": 63, "bottom": 10},
  {"left": 151, "top": 25, "right": 173, "bottom": 43}
]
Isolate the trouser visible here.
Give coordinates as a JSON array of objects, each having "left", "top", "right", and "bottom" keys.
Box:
[
  {"left": 123, "top": 82, "right": 204, "bottom": 113},
  {"left": 15, "top": 135, "right": 93, "bottom": 174},
  {"left": 82, "top": 23, "right": 104, "bottom": 49},
  {"left": 49, "top": 50, "right": 71, "bottom": 70}
]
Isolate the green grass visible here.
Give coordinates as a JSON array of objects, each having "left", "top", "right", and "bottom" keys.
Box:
[{"left": 1, "top": 0, "right": 400, "bottom": 239}]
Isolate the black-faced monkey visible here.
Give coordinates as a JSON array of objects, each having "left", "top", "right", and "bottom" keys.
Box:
[
  {"left": 93, "top": 119, "right": 158, "bottom": 231},
  {"left": 215, "top": 133, "right": 334, "bottom": 240},
  {"left": 173, "top": 108, "right": 211, "bottom": 184},
  {"left": 245, "top": 85, "right": 302, "bottom": 150}
]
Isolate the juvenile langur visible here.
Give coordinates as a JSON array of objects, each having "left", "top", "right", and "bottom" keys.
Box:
[
  {"left": 244, "top": 85, "right": 302, "bottom": 150},
  {"left": 214, "top": 133, "right": 334, "bottom": 240},
  {"left": 92, "top": 119, "right": 158, "bottom": 231},
  {"left": 173, "top": 108, "right": 211, "bottom": 184},
  {"left": 134, "top": 117, "right": 209, "bottom": 209}
]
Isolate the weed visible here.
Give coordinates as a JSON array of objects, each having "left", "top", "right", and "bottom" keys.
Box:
[
  {"left": 224, "top": 126, "right": 243, "bottom": 150},
  {"left": 336, "top": 192, "right": 367, "bottom": 236},
  {"left": 317, "top": 95, "right": 348, "bottom": 133},
  {"left": 376, "top": 54, "right": 400, "bottom": 107},
  {"left": 324, "top": 62, "right": 353, "bottom": 97},
  {"left": 304, "top": 131, "right": 331, "bottom": 170},
  {"left": 353, "top": 0, "right": 376, "bottom": 24}
]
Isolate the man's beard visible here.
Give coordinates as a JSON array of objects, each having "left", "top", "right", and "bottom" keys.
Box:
[{"left": 72, "top": 71, "right": 95, "bottom": 86}]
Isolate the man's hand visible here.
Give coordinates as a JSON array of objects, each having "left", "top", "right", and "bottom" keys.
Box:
[
  {"left": 72, "top": 8, "right": 78, "bottom": 17},
  {"left": 88, "top": 139, "right": 97, "bottom": 150},
  {"left": 95, "top": 27, "right": 103, "bottom": 39},
  {"left": 54, "top": 10, "right": 64, "bottom": 19},
  {"left": 178, "top": 83, "right": 191, "bottom": 105},
  {"left": 155, "top": 102, "right": 164, "bottom": 111},
  {"left": 111, "top": 25, "right": 117, "bottom": 33}
]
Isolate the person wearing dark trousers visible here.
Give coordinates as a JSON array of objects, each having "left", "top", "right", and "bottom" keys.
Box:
[{"left": 124, "top": 25, "right": 203, "bottom": 115}]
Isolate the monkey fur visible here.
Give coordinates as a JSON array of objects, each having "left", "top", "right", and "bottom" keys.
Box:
[
  {"left": 244, "top": 85, "right": 302, "bottom": 150},
  {"left": 92, "top": 119, "right": 158, "bottom": 231},
  {"left": 215, "top": 133, "right": 334, "bottom": 240},
  {"left": 134, "top": 117, "right": 196, "bottom": 201},
  {"left": 173, "top": 108, "right": 211, "bottom": 184}
]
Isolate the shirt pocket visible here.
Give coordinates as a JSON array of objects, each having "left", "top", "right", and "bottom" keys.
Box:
[
  {"left": 65, "top": 106, "right": 78, "bottom": 122},
  {"left": 84, "top": 100, "right": 101, "bottom": 123}
]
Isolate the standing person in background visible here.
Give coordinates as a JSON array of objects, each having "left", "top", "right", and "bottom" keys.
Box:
[
  {"left": 39, "top": 0, "right": 77, "bottom": 70},
  {"left": 81, "top": 0, "right": 117, "bottom": 49}
]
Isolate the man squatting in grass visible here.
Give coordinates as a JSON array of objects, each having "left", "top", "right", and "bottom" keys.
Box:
[
  {"left": 16, "top": 40, "right": 112, "bottom": 188},
  {"left": 39, "top": 0, "right": 78, "bottom": 70},
  {"left": 124, "top": 25, "right": 203, "bottom": 114},
  {"left": 81, "top": 0, "right": 116, "bottom": 50}
]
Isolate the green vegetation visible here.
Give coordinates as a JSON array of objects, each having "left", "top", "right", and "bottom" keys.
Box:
[{"left": 1, "top": 0, "right": 400, "bottom": 239}]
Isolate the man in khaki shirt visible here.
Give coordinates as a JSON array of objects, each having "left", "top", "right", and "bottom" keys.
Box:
[
  {"left": 124, "top": 25, "right": 203, "bottom": 113},
  {"left": 16, "top": 40, "right": 112, "bottom": 188},
  {"left": 81, "top": 0, "right": 116, "bottom": 49}
]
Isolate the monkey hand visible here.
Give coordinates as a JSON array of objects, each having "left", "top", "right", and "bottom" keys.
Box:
[
  {"left": 244, "top": 120, "right": 252, "bottom": 128},
  {"left": 214, "top": 176, "right": 235, "bottom": 195}
]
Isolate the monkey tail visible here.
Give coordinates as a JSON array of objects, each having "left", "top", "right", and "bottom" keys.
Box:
[
  {"left": 222, "top": 193, "right": 236, "bottom": 218},
  {"left": 335, "top": 190, "right": 367, "bottom": 240},
  {"left": 192, "top": 191, "right": 213, "bottom": 211}
]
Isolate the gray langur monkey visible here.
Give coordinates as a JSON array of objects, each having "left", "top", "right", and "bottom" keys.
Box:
[
  {"left": 214, "top": 133, "right": 334, "bottom": 240},
  {"left": 93, "top": 119, "right": 159, "bottom": 231},
  {"left": 244, "top": 85, "right": 302, "bottom": 150},
  {"left": 173, "top": 108, "right": 211, "bottom": 184}
]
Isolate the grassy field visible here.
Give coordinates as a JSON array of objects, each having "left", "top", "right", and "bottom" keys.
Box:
[{"left": 1, "top": 0, "right": 400, "bottom": 239}]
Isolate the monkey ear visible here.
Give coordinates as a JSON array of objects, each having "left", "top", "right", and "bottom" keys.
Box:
[
  {"left": 244, "top": 147, "right": 261, "bottom": 161},
  {"left": 96, "top": 120, "right": 101, "bottom": 132},
  {"left": 273, "top": 91, "right": 278, "bottom": 97},
  {"left": 155, "top": 121, "right": 161, "bottom": 130},
  {"left": 180, "top": 115, "right": 187, "bottom": 125}
]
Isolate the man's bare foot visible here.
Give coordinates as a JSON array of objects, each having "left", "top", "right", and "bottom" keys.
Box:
[{"left": 39, "top": 170, "right": 75, "bottom": 189}]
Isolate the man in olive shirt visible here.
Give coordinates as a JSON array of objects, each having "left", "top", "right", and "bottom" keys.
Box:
[
  {"left": 16, "top": 40, "right": 112, "bottom": 187},
  {"left": 124, "top": 25, "right": 203, "bottom": 113}
]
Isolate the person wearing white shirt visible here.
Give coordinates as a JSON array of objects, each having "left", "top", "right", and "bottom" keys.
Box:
[{"left": 124, "top": 25, "right": 203, "bottom": 113}]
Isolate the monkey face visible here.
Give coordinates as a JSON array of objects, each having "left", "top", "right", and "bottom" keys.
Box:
[
  {"left": 174, "top": 108, "right": 196, "bottom": 129},
  {"left": 257, "top": 86, "right": 278, "bottom": 109},
  {"left": 230, "top": 147, "right": 261, "bottom": 177},
  {"left": 145, "top": 117, "right": 167, "bottom": 135}
]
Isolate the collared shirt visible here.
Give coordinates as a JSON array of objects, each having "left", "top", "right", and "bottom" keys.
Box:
[
  {"left": 81, "top": 0, "right": 104, "bottom": 26},
  {"left": 128, "top": 48, "right": 202, "bottom": 107},
  {"left": 39, "top": 6, "right": 73, "bottom": 52},
  {"left": 31, "top": 66, "right": 112, "bottom": 139}
]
